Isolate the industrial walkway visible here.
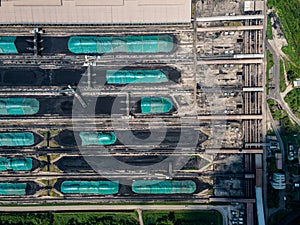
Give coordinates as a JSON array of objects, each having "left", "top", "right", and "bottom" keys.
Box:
[
  {"left": 197, "top": 25, "right": 263, "bottom": 32},
  {"left": 205, "top": 149, "right": 263, "bottom": 154},
  {"left": 199, "top": 59, "right": 263, "bottom": 64},
  {"left": 196, "top": 15, "right": 264, "bottom": 22},
  {"left": 198, "top": 114, "right": 263, "bottom": 120}
]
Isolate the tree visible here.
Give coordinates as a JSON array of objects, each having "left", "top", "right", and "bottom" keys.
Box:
[
  {"left": 287, "top": 70, "right": 298, "bottom": 82},
  {"left": 168, "top": 212, "right": 175, "bottom": 222},
  {"left": 156, "top": 220, "right": 174, "bottom": 225}
]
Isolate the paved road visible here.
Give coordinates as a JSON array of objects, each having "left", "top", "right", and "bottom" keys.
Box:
[
  {"left": 281, "top": 84, "right": 293, "bottom": 99},
  {"left": 0, "top": 204, "right": 229, "bottom": 225},
  {"left": 267, "top": 41, "right": 281, "bottom": 100},
  {"left": 137, "top": 209, "right": 144, "bottom": 225},
  {"left": 267, "top": 105, "right": 285, "bottom": 170}
]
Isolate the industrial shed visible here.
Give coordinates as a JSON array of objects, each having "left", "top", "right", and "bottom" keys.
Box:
[{"left": 0, "top": 0, "right": 191, "bottom": 24}]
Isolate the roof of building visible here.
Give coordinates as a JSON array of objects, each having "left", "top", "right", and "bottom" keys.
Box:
[
  {"left": 255, "top": 187, "right": 266, "bottom": 225},
  {"left": 0, "top": 36, "right": 18, "bottom": 53},
  {"left": 0, "top": 132, "right": 34, "bottom": 147},
  {"left": 293, "top": 79, "right": 300, "bottom": 87},
  {"left": 273, "top": 173, "right": 285, "bottom": 180},
  {"left": 0, "top": 98, "right": 39, "bottom": 115},
  {"left": 132, "top": 180, "right": 196, "bottom": 194},
  {"left": 256, "top": 169, "right": 262, "bottom": 187},
  {"left": 0, "top": 158, "right": 33, "bottom": 171},
  {"left": 255, "top": 1, "right": 264, "bottom": 11},
  {"left": 61, "top": 181, "right": 119, "bottom": 195},
  {"left": 79, "top": 132, "right": 117, "bottom": 146},
  {"left": 275, "top": 153, "right": 283, "bottom": 170},
  {"left": 0, "top": 0, "right": 191, "bottom": 24},
  {"left": 67, "top": 35, "right": 174, "bottom": 54},
  {"left": 0, "top": 182, "right": 27, "bottom": 195},
  {"left": 271, "top": 173, "right": 286, "bottom": 190},
  {"left": 270, "top": 181, "right": 286, "bottom": 189},
  {"left": 244, "top": 1, "right": 264, "bottom": 12},
  {"left": 244, "top": 1, "right": 255, "bottom": 12}
]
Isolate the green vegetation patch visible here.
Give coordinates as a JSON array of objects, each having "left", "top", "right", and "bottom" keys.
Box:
[
  {"left": 267, "top": 50, "right": 275, "bottom": 70},
  {"left": 49, "top": 190, "right": 61, "bottom": 198},
  {"left": 53, "top": 212, "right": 138, "bottom": 225},
  {"left": 267, "top": 157, "right": 280, "bottom": 208},
  {"left": 280, "top": 59, "right": 287, "bottom": 92},
  {"left": 268, "top": 209, "right": 292, "bottom": 225},
  {"left": 267, "top": 16, "right": 273, "bottom": 40},
  {"left": 284, "top": 89, "right": 300, "bottom": 118},
  {"left": 280, "top": 115, "right": 300, "bottom": 176},
  {"left": 267, "top": 183, "right": 280, "bottom": 208},
  {"left": 267, "top": 50, "right": 275, "bottom": 94},
  {"left": 0, "top": 213, "right": 51, "bottom": 225},
  {"left": 268, "top": 99, "right": 286, "bottom": 120},
  {"left": 142, "top": 210, "right": 222, "bottom": 225},
  {"left": 281, "top": 115, "right": 299, "bottom": 148},
  {"left": 39, "top": 179, "right": 49, "bottom": 186},
  {"left": 267, "top": 157, "right": 280, "bottom": 174},
  {"left": 285, "top": 59, "right": 300, "bottom": 82},
  {"left": 0, "top": 212, "right": 139, "bottom": 225},
  {"left": 268, "top": 0, "right": 300, "bottom": 64}
]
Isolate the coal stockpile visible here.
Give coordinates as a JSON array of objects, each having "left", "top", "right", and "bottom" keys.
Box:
[
  {"left": 15, "top": 36, "right": 70, "bottom": 54},
  {"left": 0, "top": 68, "right": 85, "bottom": 86},
  {"left": 55, "top": 156, "right": 94, "bottom": 173}
]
